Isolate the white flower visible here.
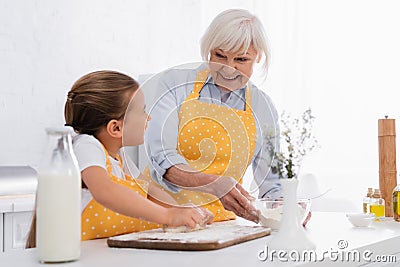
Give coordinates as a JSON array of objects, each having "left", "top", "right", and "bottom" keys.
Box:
[{"left": 264, "top": 108, "right": 318, "bottom": 179}]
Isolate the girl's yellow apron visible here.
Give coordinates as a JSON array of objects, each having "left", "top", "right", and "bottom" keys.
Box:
[
  {"left": 81, "top": 148, "right": 160, "bottom": 240},
  {"left": 154, "top": 69, "right": 257, "bottom": 222}
]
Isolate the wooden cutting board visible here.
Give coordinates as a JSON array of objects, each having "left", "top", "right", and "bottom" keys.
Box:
[{"left": 107, "top": 223, "right": 270, "bottom": 251}]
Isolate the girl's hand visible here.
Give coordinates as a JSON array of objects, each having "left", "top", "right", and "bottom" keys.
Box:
[{"left": 165, "top": 206, "right": 214, "bottom": 229}]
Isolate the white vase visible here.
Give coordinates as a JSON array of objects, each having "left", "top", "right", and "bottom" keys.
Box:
[{"left": 267, "top": 178, "right": 316, "bottom": 252}]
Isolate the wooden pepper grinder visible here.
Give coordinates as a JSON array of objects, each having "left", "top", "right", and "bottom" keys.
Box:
[{"left": 378, "top": 116, "right": 397, "bottom": 217}]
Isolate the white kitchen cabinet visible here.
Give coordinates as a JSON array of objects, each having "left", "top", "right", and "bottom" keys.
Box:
[
  {"left": 0, "top": 195, "right": 35, "bottom": 252},
  {"left": 0, "top": 213, "right": 3, "bottom": 252},
  {"left": 4, "top": 211, "right": 33, "bottom": 251},
  {"left": 0, "top": 166, "right": 37, "bottom": 252}
]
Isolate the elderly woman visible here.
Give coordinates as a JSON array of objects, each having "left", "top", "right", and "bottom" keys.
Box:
[{"left": 145, "top": 9, "right": 281, "bottom": 223}]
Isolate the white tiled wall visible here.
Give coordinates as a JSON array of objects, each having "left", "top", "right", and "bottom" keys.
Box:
[{"left": 0, "top": 0, "right": 258, "bottom": 168}]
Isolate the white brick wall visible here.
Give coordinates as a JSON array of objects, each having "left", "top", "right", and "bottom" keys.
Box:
[{"left": 0, "top": 0, "right": 257, "bottom": 168}]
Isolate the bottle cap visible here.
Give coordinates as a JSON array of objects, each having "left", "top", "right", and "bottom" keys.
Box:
[
  {"left": 372, "top": 189, "right": 381, "bottom": 198},
  {"left": 45, "top": 126, "right": 74, "bottom": 135}
]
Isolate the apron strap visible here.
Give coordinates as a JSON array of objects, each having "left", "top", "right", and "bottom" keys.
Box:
[{"left": 99, "top": 143, "right": 127, "bottom": 178}]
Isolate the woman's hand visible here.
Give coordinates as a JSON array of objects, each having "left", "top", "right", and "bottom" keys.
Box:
[
  {"left": 297, "top": 200, "right": 312, "bottom": 227},
  {"left": 219, "top": 182, "right": 259, "bottom": 223},
  {"left": 164, "top": 206, "right": 214, "bottom": 229},
  {"left": 302, "top": 211, "right": 312, "bottom": 227},
  {"left": 207, "top": 176, "right": 258, "bottom": 223}
]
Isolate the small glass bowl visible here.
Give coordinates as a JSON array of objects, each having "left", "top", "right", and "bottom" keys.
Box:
[
  {"left": 254, "top": 199, "right": 311, "bottom": 230},
  {"left": 346, "top": 213, "right": 375, "bottom": 227}
]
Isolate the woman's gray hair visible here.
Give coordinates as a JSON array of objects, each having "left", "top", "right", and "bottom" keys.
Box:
[{"left": 200, "top": 9, "right": 270, "bottom": 75}]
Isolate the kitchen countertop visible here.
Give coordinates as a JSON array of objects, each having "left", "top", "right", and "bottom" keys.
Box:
[
  {"left": 0, "top": 166, "right": 37, "bottom": 196},
  {"left": 1, "top": 212, "right": 400, "bottom": 267}
]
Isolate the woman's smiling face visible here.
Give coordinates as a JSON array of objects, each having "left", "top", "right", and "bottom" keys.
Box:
[{"left": 209, "top": 45, "right": 259, "bottom": 92}]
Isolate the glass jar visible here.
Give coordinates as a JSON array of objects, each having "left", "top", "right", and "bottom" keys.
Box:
[
  {"left": 36, "top": 127, "right": 81, "bottom": 263},
  {"left": 393, "top": 184, "right": 400, "bottom": 222},
  {"left": 363, "top": 187, "right": 373, "bottom": 213},
  {"left": 370, "top": 189, "right": 385, "bottom": 221}
]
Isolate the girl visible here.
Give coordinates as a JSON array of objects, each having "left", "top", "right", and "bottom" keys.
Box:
[{"left": 27, "top": 70, "right": 212, "bottom": 247}]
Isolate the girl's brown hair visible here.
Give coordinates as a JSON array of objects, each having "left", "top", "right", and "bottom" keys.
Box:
[
  {"left": 65, "top": 70, "right": 140, "bottom": 136},
  {"left": 26, "top": 70, "right": 139, "bottom": 248}
]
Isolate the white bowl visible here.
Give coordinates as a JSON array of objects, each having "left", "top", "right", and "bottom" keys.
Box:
[
  {"left": 254, "top": 199, "right": 311, "bottom": 230},
  {"left": 346, "top": 213, "right": 375, "bottom": 227}
]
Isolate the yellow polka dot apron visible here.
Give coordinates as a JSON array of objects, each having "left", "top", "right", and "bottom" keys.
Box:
[
  {"left": 81, "top": 147, "right": 160, "bottom": 240},
  {"left": 172, "top": 69, "right": 257, "bottom": 221}
]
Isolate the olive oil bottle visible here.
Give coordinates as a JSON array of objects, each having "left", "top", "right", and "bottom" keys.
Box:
[
  {"left": 370, "top": 189, "right": 385, "bottom": 221},
  {"left": 363, "top": 188, "right": 373, "bottom": 213},
  {"left": 393, "top": 184, "right": 400, "bottom": 222}
]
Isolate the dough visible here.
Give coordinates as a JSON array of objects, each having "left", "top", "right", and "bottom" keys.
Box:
[
  {"left": 257, "top": 204, "right": 307, "bottom": 230},
  {"left": 163, "top": 224, "right": 205, "bottom": 233}
]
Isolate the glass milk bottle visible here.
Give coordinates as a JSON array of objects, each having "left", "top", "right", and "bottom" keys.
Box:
[{"left": 36, "top": 127, "right": 81, "bottom": 263}]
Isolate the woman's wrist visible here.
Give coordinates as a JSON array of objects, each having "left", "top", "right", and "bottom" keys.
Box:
[
  {"left": 165, "top": 165, "right": 240, "bottom": 199},
  {"left": 164, "top": 164, "right": 217, "bottom": 189}
]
